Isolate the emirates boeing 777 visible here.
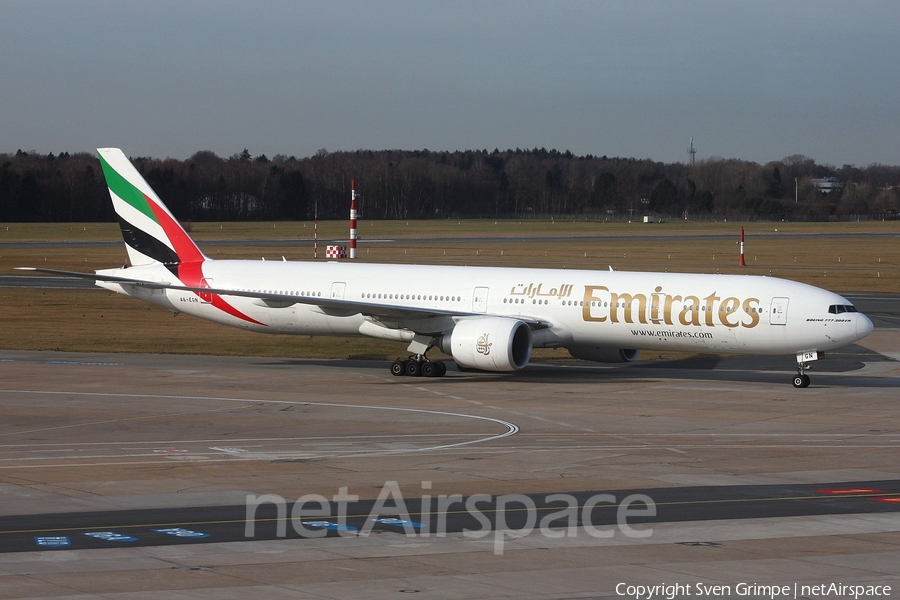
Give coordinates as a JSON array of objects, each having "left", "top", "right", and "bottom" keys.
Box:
[{"left": 19, "top": 148, "right": 873, "bottom": 388}]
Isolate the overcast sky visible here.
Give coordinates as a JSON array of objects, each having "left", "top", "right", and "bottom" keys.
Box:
[{"left": 3, "top": 1, "right": 899, "bottom": 166}]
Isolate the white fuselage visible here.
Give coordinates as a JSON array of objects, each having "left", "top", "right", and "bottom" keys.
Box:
[{"left": 98, "top": 260, "right": 873, "bottom": 358}]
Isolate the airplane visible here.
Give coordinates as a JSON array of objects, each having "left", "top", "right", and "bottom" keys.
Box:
[{"left": 18, "top": 148, "right": 874, "bottom": 388}]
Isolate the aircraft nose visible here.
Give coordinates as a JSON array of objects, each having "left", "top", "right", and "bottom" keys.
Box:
[{"left": 857, "top": 313, "right": 874, "bottom": 339}]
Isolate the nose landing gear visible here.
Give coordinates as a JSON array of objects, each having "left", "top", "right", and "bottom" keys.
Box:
[
  {"left": 792, "top": 351, "right": 816, "bottom": 388},
  {"left": 792, "top": 371, "right": 811, "bottom": 388}
]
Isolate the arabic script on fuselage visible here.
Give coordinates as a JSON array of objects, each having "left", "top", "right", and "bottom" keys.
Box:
[{"left": 509, "top": 283, "right": 574, "bottom": 299}]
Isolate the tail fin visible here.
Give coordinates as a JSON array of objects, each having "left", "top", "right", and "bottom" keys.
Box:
[{"left": 97, "top": 148, "right": 205, "bottom": 269}]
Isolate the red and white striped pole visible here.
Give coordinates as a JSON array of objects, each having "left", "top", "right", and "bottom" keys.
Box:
[
  {"left": 313, "top": 197, "right": 318, "bottom": 259},
  {"left": 739, "top": 227, "right": 746, "bottom": 266},
  {"left": 350, "top": 180, "right": 358, "bottom": 259}
]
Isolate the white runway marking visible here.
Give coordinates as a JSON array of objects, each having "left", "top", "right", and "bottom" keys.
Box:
[
  {"left": 0, "top": 433, "right": 489, "bottom": 449},
  {"left": 0, "top": 388, "right": 520, "bottom": 466}
]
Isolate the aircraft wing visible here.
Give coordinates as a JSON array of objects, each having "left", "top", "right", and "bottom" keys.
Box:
[{"left": 15, "top": 267, "right": 552, "bottom": 330}]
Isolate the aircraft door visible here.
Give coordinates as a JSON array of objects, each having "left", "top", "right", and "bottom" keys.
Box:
[
  {"left": 473, "top": 287, "right": 489, "bottom": 313},
  {"left": 331, "top": 282, "right": 346, "bottom": 300},
  {"left": 770, "top": 297, "right": 789, "bottom": 325},
  {"left": 199, "top": 278, "right": 213, "bottom": 304}
]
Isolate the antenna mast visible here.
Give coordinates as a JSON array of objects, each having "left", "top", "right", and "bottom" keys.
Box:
[{"left": 687, "top": 137, "right": 697, "bottom": 166}]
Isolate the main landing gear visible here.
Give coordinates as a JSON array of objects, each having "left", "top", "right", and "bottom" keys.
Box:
[
  {"left": 391, "top": 334, "right": 448, "bottom": 377},
  {"left": 390, "top": 356, "right": 447, "bottom": 378}
]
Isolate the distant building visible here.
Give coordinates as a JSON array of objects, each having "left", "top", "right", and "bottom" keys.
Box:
[{"left": 812, "top": 177, "right": 843, "bottom": 194}]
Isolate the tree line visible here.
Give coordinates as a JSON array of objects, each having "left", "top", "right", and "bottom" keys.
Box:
[{"left": 2, "top": 147, "right": 899, "bottom": 223}]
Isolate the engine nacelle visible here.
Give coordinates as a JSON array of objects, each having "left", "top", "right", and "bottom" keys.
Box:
[
  {"left": 567, "top": 346, "right": 639, "bottom": 363},
  {"left": 442, "top": 317, "right": 532, "bottom": 372}
]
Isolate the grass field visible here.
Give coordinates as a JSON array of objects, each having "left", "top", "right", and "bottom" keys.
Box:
[
  {"left": 3, "top": 217, "right": 900, "bottom": 241},
  {"left": 1, "top": 219, "right": 897, "bottom": 359}
]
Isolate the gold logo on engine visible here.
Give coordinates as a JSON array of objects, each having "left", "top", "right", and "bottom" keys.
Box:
[{"left": 476, "top": 333, "right": 492, "bottom": 355}]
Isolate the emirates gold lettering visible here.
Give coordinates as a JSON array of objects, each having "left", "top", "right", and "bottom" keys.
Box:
[
  {"left": 742, "top": 297, "right": 761, "bottom": 327},
  {"left": 719, "top": 296, "right": 741, "bottom": 328},
  {"left": 663, "top": 293, "right": 681, "bottom": 325},
  {"left": 679, "top": 295, "right": 701, "bottom": 326},
  {"left": 582, "top": 285, "right": 761, "bottom": 329},
  {"left": 610, "top": 292, "right": 648, "bottom": 324},
  {"left": 650, "top": 286, "right": 664, "bottom": 324},
  {"left": 703, "top": 292, "right": 720, "bottom": 327},
  {"left": 582, "top": 285, "right": 608, "bottom": 322}
]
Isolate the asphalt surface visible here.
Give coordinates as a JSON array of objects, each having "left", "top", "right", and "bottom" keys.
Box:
[
  {"left": 4, "top": 480, "right": 899, "bottom": 553},
  {"left": 0, "top": 275, "right": 97, "bottom": 289},
  {"left": 1, "top": 339, "right": 898, "bottom": 596}
]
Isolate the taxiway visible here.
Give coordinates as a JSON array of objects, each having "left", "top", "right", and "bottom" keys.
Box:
[{"left": 1, "top": 325, "right": 899, "bottom": 597}]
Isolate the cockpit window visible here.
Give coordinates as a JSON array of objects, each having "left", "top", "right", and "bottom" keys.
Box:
[{"left": 828, "top": 304, "right": 858, "bottom": 314}]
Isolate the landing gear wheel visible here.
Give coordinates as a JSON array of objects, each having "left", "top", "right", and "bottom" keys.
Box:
[
  {"left": 390, "top": 360, "right": 407, "bottom": 377},
  {"left": 421, "top": 362, "right": 437, "bottom": 377},
  {"left": 435, "top": 361, "right": 447, "bottom": 377},
  {"left": 405, "top": 360, "right": 422, "bottom": 377},
  {"left": 793, "top": 359, "right": 812, "bottom": 388},
  {"left": 792, "top": 373, "right": 811, "bottom": 388}
]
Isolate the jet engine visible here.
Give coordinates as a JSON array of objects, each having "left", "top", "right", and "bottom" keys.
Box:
[
  {"left": 442, "top": 317, "right": 532, "bottom": 372},
  {"left": 567, "top": 346, "right": 639, "bottom": 363}
]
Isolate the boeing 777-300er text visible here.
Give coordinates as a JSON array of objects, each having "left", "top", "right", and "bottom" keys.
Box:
[{"left": 19, "top": 148, "right": 874, "bottom": 387}]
